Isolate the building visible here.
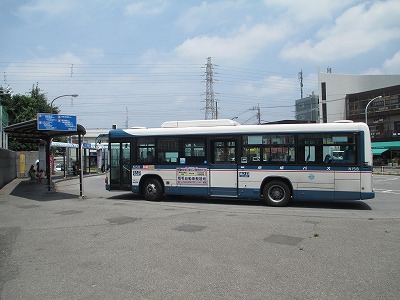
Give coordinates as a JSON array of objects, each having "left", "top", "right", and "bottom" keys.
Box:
[
  {"left": 346, "top": 85, "right": 400, "bottom": 166},
  {"left": 317, "top": 72, "right": 400, "bottom": 166},
  {"left": 295, "top": 93, "right": 319, "bottom": 122},
  {"left": 346, "top": 84, "right": 400, "bottom": 141},
  {"left": 318, "top": 72, "right": 400, "bottom": 123}
]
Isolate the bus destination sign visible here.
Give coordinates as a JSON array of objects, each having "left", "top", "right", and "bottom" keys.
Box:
[{"left": 37, "top": 113, "right": 77, "bottom": 131}]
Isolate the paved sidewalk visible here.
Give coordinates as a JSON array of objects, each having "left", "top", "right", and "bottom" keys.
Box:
[
  {"left": 0, "top": 172, "right": 104, "bottom": 201},
  {"left": 0, "top": 178, "right": 76, "bottom": 201}
]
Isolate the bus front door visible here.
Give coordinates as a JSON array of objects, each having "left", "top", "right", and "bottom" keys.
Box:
[
  {"left": 109, "top": 142, "right": 131, "bottom": 191},
  {"left": 209, "top": 139, "right": 238, "bottom": 197}
]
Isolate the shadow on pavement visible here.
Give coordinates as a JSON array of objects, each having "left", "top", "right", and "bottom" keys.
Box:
[
  {"left": 106, "top": 192, "right": 372, "bottom": 210},
  {"left": 105, "top": 192, "right": 262, "bottom": 206},
  {"left": 291, "top": 200, "right": 372, "bottom": 210},
  {"left": 10, "top": 180, "right": 78, "bottom": 201}
]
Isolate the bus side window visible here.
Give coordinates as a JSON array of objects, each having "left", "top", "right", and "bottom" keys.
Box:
[
  {"left": 242, "top": 147, "right": 261, "bottom": 163},
  {"left": 242, "top": 136, "right": 261, "bottom": 164},
  {"left": 342, "top": 146, "right": 356, "bottom": 164},
  {"left": 213, "top": 141, "right": 236, "bottom": 164},
  {"left": 298, "top": 134, "right": 322, "bottom": 164},
  {"left": 324, "top": 154, "right": 332, "bottom": 164},
  {"left": 183, "top": 140, "right": 206, "bottom": 164},
  {"left": 304, "top": 146, "right": 315, "bottom": 163},
  {"left": 145, "top": 150, "right": 155, "bottom": 162},
  {"left": 261, "top": 135, "right": 295, "bottom": 164},
  {"left": 158, "top": 138, "right": 179, "bottom": 163},
  {"left": 137, "top": 138, "right": 156, "bottom": 164}
]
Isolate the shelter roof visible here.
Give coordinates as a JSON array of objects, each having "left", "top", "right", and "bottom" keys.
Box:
[{"left": 4, "top": 119, "right": 86, "bottom": 141}]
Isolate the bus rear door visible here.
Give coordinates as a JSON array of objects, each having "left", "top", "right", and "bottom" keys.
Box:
[{"left": 209, "top": 138, "right": 238, "bottom": 197}]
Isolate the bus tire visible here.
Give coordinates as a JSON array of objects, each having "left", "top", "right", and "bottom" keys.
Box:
[
  {"left": 143, "top": 178, "right": 163, "bottom": 201},
  {"left": 262, "top": 180, "right": 291, "bottom": 207}
]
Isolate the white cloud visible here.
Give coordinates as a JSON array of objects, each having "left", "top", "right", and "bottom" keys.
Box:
[
  {"left": 236, "top": 75, "right": 298, "bottom": 98},
  {"left": 281, "top": 0, "right": 400, "bottom": 63},
  {"left": 175, "top": 0, "right": 247, "bottom": 33},
  {"left": 383, "top": 51, "right": 400, "bottom": 73},
  {"left": 15, "top": 0, "right": 74, "bottom": 19},
  {"left": 173, "top": 23, "right": 289, "bottom": 64},
  {"left": 264, "top": 0, "right": 347, "bottom": 23},
  {"left": 367, "top": 51, "right": 400, "bottom": 75},
  {"left": 6, "top": 52, "right": 84, "bottom": 96},
  {"left": 84, "top": 48, "right": 105, "bottom": 60},
  {"left": 125, "top": 0, "right": 167, "bottom": 16}
]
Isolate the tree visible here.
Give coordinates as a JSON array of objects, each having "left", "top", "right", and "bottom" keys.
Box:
[{"left": 1, "top": 83, "right": 59, "bottom": 150}]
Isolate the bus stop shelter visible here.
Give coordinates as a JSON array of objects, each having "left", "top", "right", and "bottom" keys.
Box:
[{"left": 4, "top": 119, "right": 86, "bottom": 195}]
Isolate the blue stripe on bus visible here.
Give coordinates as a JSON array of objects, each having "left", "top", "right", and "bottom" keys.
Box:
[
  {"left": 131, "top": 184, "right": 374, "bottom": 201},
  {"left": 139, "top": 164, "right": 373, "bottom": 172},
  {"left": 360, "top": 192, "right": 375, "bottom": 200}
]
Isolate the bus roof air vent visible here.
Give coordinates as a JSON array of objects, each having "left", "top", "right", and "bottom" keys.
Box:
[
  {"left": 333, "top": 120, "right": 353, "bottom": 123},
  {"left": 161, "top": 119, "right": 241, "bottom": 128}
]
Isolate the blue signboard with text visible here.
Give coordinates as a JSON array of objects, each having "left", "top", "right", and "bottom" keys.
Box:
[{"left": 37, "top": 113, "right": 77, "bottom": 131}]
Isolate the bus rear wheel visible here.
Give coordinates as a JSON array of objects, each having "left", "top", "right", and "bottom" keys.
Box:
[
  {"left": 263, "top": 180, "right": 291, "bottom": 207},
  {"left": 143, "top": 178, "right": 163, "bottom": 201}
]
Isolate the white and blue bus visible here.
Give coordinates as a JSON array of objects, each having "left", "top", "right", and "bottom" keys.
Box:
[{"left": 105, "top": 119, "right": 374, "bottom": 206}]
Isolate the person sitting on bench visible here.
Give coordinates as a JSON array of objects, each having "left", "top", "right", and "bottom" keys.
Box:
[
  {"left": 28, "top": 165, "right": 39, "bottom": 182},
  {"left": 38, "top": 169, "right": 45, "bottom": 182}
]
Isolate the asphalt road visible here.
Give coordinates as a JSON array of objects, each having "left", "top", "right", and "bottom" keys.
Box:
[{"left": 0, "top": 174, "right": 399, "bottom": 300}]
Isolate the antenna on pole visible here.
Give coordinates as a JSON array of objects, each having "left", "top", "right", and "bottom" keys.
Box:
[
  {"left": 125, "top": 107, "right": 129, "bottom": 128},
  {"left": 298, "top": 69, "right": 303, "bottom": 99}
]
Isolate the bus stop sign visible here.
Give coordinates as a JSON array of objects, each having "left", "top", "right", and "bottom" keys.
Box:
[{"left": 37, "top": 113, "right": 77, "bottom": 131}]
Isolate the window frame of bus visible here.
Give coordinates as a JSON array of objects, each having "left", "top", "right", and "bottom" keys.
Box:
[
  {"left": 134, "top": 136, "right": 207, "bottom": 165},
  {"left": 240, "top": 132, "right": 359, "bottom": 166},
  {"left": 137, "top": 137, "right": 156, "bottom": 164},
  {"left": 212, "top": 140, "right": 237, "bottom": 164},
  {"left": 158, "top": 137, "right": 179, "bottom": 164},
  {"left": 298, "top": 132, "right": 359, "bottom": 165},
  {"left": 182, "top": 138, "right": 206, "bottom": 165},
  {"left": 241, "top": 134, "right": 295, "bottom": 164}
]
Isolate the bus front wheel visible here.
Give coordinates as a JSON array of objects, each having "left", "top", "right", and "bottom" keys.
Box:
[
  {"left": 143, "top": 178, "right": 163, "bottom": 201},
  {"left": 263, "top": 180, "right": 291, "bottom": 207}
]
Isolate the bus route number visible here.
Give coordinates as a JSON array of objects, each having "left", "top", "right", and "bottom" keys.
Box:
[{"left": 348, "top": 167, "right": 359, "bottom": 171}]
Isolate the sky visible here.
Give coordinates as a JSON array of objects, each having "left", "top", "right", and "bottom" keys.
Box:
[{"left": 1, "top": 0, "right": 400, "bottom": 129}]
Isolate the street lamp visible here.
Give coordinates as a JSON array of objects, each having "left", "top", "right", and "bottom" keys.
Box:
[
  {"left": 365, "top": 96, "right": 383, "bottom": 125},
  {"left": 50, "top": 94, "right": 78, "bottom": 113},
  {"left": 46, "top": 94, "right": 78, "bottom": 191}
]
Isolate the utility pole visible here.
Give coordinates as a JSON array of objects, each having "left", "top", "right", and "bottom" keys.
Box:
[
  {"left": 250, "top": 104, "right": 261, "bottom": 124},
  {"left": 205, "top": 57, "right": 216, "bottom": 119}
]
